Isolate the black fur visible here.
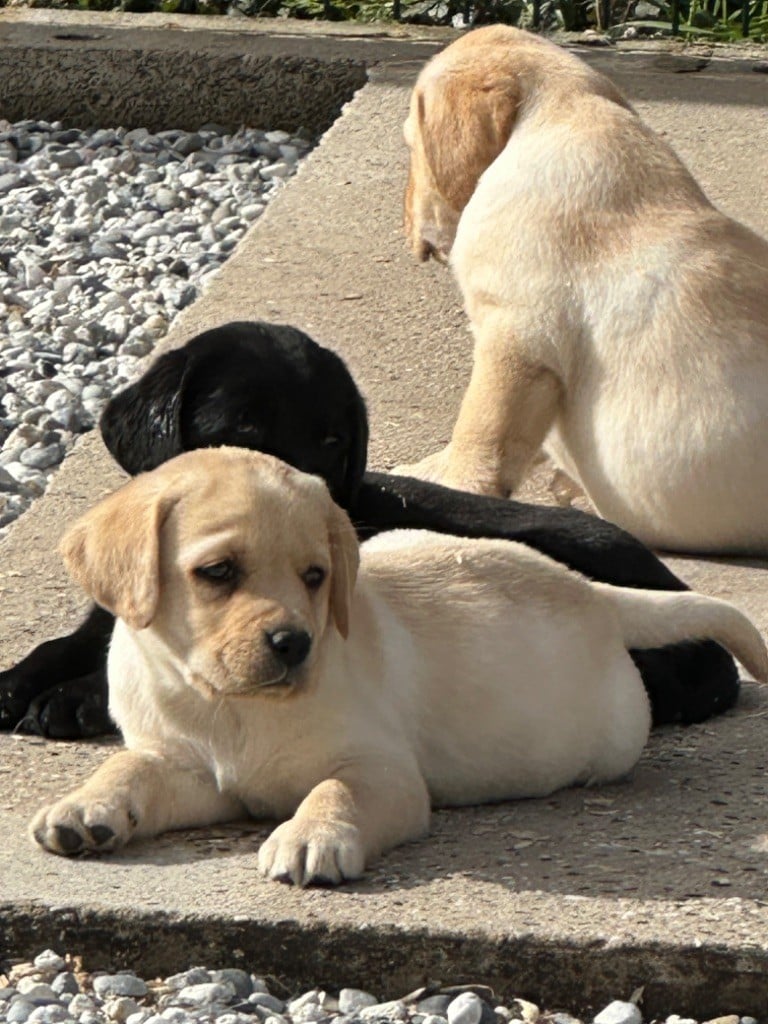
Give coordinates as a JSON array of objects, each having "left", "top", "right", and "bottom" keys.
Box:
[
  {"left": 0, "top": 321, "right": 739, "bottom": 739},
  {"left": 102, "top": 322, "right": 368, "bottom": 506}
]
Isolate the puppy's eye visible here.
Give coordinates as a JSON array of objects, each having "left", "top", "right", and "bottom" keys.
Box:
[
  {"left": 194, "top": 560, "right": 238, "bottom": 584},
  {"left": 301, "top": 566, "right": 326, "bottom": 590},
  {"left": 322, "top": 434, "right": 341, "bottom": 447}
]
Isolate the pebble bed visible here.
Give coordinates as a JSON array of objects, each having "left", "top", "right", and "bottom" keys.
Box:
[
  {"left": 0, "top": 119, "right": 312, "bottom": 534},
  {"left": 0, "top": 951, "right": 758, "bottom": 1024}
]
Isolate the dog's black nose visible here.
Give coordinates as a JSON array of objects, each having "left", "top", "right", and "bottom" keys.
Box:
[{"left": 266, "top": 628, "right": 312, "bottom": 668}]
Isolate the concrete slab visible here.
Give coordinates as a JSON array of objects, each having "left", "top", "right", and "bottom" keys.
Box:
[{"left": 1, "top": 18, "right": 768, "bottom": 1019}]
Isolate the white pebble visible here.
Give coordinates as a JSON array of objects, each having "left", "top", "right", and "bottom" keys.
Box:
[
  {"left": 593, "top": 1002, "right": 643, "bottom": 1024},
  {"left": 447, "top": 994, "right": 483, "bottom": 1024},
  {"left": 92, "top": 977, "right": 148, "bottom": 1000},
  {"left": 0, "top": 119, "right": 309, "bottom": 536}
]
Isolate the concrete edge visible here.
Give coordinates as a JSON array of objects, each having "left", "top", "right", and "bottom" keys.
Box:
[{"left": 4, "top": 901, "right": 768, "bottom": 1019}]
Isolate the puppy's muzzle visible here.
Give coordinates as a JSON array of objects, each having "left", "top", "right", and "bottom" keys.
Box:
[{"left": 265, "top": 627, "right": 312, "bottom": 669}]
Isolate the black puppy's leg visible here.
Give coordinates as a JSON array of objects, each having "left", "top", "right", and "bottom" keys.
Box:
[
  {"left": 354, "top": 473, "right": 740, "bottom": 726},
  {"left": 0, "top": 605, "right": 114, "bottom": 737}
]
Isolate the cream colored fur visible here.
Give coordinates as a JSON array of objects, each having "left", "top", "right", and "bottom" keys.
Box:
[
  {"left": 30, "top": 449, "right": 767, "bottom": 884},
  {"left": 398, "top": 25, "right": 768, "bottom": 555}
]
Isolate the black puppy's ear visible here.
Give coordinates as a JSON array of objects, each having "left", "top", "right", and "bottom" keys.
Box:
[
  {"left": 100, "top": 348, "right": 190, "bottom": 476},
  {"left": 342, "top": 386, "right": 369, "bottom": 506}
]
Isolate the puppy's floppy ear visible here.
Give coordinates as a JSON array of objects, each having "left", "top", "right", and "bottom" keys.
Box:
[
  {"left": 417, "top": 68, "right": 519, "bottom": 211},
  {"left": 327, "top": 501, "right": 360, "bottom": 640},
  {"left": 100, "top": 347, "right": 190, "bottom": 476},
  {"left": 60, "top": 477, "right": 177, "bottom": 630}
]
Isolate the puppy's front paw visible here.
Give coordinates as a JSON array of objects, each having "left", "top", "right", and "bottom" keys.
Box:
[
  {"left": 31, "top": 792, "right": 138, "bottom": 856},
  {"left": 258, "top": 818, "right": 365, "bottom": 886}
]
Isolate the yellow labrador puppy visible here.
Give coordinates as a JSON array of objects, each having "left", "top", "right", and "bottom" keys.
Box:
[
  {"left": 31, "top": 449, "right": 766, "bottom": 885},
  {"left": 399, "top": 26, "right": 768, "bottom": 554}
]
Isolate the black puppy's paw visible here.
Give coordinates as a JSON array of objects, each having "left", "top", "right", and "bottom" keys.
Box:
[
  {"left": 0, "top": 669, "right": 34, "bottom": 731},
  {"left": 16, "top": 673, "right": 116, "bottom": 740}
]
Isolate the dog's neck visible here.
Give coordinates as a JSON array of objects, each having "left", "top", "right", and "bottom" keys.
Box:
[{"left": 108, "top": 618, "right": 220, "bottom": 739}]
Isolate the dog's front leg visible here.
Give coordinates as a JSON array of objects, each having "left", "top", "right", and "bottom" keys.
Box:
[
  {"left": 450, "top": 342, "right": 563, "bottom": 495},
  {"left": 258, "top": 762, "right": 430, "bottom": 886},
  {"left": 398, "top": 331, "right": 563, "bottom": 497},
  {"left": 31, "top": 749, "right": 243, "bottom": 856}
]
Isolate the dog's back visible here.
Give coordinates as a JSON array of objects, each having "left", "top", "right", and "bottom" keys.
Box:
[
  {"left": 355, "top": 530, "right": 765, "bottom": 806},
  {"left": 354, "top": 531, "right": 651, "bottom": 803}
]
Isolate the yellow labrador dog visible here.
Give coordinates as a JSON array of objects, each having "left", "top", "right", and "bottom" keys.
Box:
[
  {"left": 399, "top": 26, "right": 768, "bottom": 555},
  {"left": 31, "top": 449, "right": 766, "bottom": 885}
]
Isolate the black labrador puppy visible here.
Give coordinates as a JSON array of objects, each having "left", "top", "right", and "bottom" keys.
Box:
[{"left": 0, "top": 321, "right": 739, "bottom": 738}]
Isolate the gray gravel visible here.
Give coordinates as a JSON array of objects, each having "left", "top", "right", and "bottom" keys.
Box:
[
  {"left": 0, "top": 952, "right": 758, "bottom": 1024},
  {"left": 0, "top": 119, "right": 312, "bottom": 534}
]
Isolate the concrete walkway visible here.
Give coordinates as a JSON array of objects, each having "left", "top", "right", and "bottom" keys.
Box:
[{"left": 1, "top": 17, "right": 768, "bottom": 1018}]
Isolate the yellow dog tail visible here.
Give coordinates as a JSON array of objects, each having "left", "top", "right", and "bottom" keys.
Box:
[{"left": 592, "top": 583, "right": 768, "bottom": 683}]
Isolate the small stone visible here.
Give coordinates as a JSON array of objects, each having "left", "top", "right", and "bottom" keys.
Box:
[
  {"left": 27, "top": 1006, "right": 73, "bottom": 1024},
  {"left": 704, "top": 1018, "right": 739, "bottom": 1024},
  {"left": 0, "top": 172, "right": 22, "bottom": 195},
  {"left": 92, "top": 977, "right": 148, "bottom": 1000},
  {"left": 291, "top": 1008, "right": 327, "bottom": 1024},
  {"left": 287, "top": 994, "right": 322, "bottom": 1015},
  {"left": 593, "top": 1004, "right": 641, "bottom": 1024},
  {"left": 51, "top": 975, "right": 79, "bottom": 997},
  {"left": 339, "top": 992, "right": 379, "bottom": 1015},
  {"left": 67, "top": 996, "right": 96, "bottom": 1016},
  {"left": 360, "top": 1002, "right": 408, "bottom": 1022},
  {"left": 248, "top": 995, "right": 285, "bottom": 1014},
  {"left": 104, "top": 999, "right": 140, "bottom": 1023},
  {"left": 8, "top": 1000, "right": 36, "bottom": 1023},
  {"left": 51, "top": 150, "right": 83, "bottom": 170},
  {"left": 259, "top": 162, "right": 292, "bottom": 181},
  {"left": 512, "top": 1002, "right": 540, "bottom": 1024},
  {"left": 178, "top": 170, "right": 206, "bottom": 189},
  {"left": 173, "top": 134, "right": 204, "bottom": 156},
  {"left": 153, "top": 188, "right": 177, "bottom": 211},
  {"left": 125, "top": 1015, "right": 151, "bottom": 1024},
  {"left": 241, "top": 203, "right": 265, "bottom": 220},
  {"left": 447, "top": 995, "right": 483, "bottom": 1024},
  {"left": 209, "top": 972, "right": 253, "bottom": 1000},
  {"left": 80, "top": 1013, "right": 106, "bottom": 1024},
  {"left": 16, "top": 983, "right": 59, "bottom": 1005},
  {"left": 175, "top": 982, "right": 235, "bottom": 1007},
  {"left": 20, "top": 442, "right": 64, "bottom": 470}
]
